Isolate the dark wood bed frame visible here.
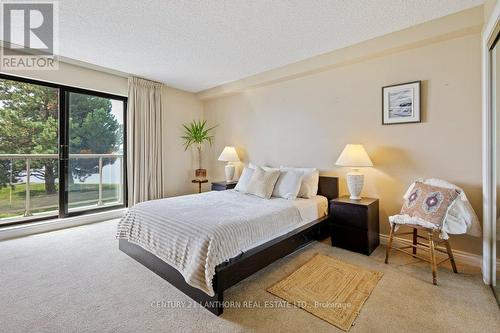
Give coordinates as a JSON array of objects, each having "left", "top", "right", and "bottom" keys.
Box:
[{"left": 119, "top": 176, "right": 339, "bottom": 315}]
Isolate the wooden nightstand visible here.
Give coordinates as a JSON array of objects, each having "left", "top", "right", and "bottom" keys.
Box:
[
  {"left": 329, "top": 196, "right": 379, "bottom": 255},
  {"left": 211, "top": 180, "right": 238, "bottom": 191}
]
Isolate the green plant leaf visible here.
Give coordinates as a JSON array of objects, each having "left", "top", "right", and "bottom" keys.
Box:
[{"left": 181, "top": 119, "right": 217, "bottom": 150}]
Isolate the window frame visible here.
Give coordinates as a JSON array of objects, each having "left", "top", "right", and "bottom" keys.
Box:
[{"left": 0, "top": 73, "right": 128, "bottom": 226}]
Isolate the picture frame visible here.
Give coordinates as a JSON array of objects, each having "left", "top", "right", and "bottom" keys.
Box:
[{"left": 382, "top": 81, "right": 421, "bottom": 125}]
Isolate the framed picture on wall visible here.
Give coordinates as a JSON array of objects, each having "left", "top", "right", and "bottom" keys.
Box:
[{"left": 382, "top": 81, "right": 421, "bottom": 125}]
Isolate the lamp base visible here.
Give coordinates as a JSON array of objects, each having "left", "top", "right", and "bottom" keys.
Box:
[
  {"left": 346, "top": 170, "right": 364, "bottom": 200},
  {"left": 224, "top": 164, "right": 235, "bottom": 182}
]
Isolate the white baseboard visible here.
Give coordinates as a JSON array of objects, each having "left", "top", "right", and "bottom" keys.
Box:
[
  {"left": 0, "top": 208, "right": 127, "bottom": 241},
  {"left": 379, "top": 233, "right": 483, "bottom": 268}
]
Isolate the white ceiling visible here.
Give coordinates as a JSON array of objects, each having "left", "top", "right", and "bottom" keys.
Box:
[{"left": 59, "top": 0, "right": 483, "bottom": 92}]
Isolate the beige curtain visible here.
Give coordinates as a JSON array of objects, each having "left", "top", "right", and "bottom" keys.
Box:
[{"left": 127, "top": 77, "right": 165, "bottom": 206}]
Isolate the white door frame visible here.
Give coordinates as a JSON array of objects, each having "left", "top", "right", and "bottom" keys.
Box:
[{"left": 482, "top": 2, "right": 500, "bottom": 285}]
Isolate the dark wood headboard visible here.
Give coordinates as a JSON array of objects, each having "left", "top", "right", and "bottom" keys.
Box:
[{"left": 318, "top": 176, "right": 339, "bottom": 201}]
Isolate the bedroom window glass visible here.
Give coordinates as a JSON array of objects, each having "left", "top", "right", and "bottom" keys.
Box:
[{"left": 0, "top": 74, "right": 127, "bottom": 226}]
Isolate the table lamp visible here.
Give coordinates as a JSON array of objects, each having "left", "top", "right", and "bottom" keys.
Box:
[
  {"left": 218, "top": 146, "right": 240, "bottom": 182},
  {"left": 335, "top": 144, "right": 373, "bottom": 200}
]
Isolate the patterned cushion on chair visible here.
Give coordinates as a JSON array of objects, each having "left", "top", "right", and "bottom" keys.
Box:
[{"left": 400, "top": 182, "right": 459, "bottom": 227}]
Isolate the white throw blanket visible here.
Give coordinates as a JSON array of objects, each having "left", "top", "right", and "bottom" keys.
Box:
[
  {"left": 116, "top": 190, "right": 302, "bottom": 296},
  {"left": 389, "top": 178, "right": 481, "bottom": 239}
]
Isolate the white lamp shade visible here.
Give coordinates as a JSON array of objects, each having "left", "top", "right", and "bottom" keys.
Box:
[
  {"left": 218, "top": 146, "right": 240, "bottom": 162},
  {"left": 336, "top": 144, "right": 373, "bottom": 167}
]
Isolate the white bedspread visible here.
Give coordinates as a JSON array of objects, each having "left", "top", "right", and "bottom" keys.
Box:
[{"left": 116, "top": 190, "right": 303, "bottom": 296}]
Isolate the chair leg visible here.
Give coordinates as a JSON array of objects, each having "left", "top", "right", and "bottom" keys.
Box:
[
  {"left": 412, "top": 228, "right": 418, "bottom": 255},
  {"left": 385, "top": 224, "right": 395, "bottom": 264},
  {"left": 444, "top": 239, "right": 458, "bottom": 273},
  {"left": 428, "top": 231, "right": 437, "bottom": 285}
]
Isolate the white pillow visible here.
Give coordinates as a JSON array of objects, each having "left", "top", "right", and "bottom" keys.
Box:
[
  {"left": 246, "top": 167, "right": 280, "bottom": 199},
  {"left": 280, "top": 166, "right": 319, "bottom": 199},
  {"left": 249, "top": 162, "right": 278, "bottom": 172},
  {"left": 235, "top": 163, "right": 276, "bottom": 193},
  {"left": 272, "top": 170, "right": 303, "bottom": 200},
  {"left": 234, "top": 167, "right": 255, "bottom": 192}
]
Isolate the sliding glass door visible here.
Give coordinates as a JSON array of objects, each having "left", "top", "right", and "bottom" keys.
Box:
[
  {"left": 491, "top": 27, "right": 500, "bottom": 305},
  {"left": 0, "top": 77, "right": 60, "bottom": 221},
  {"left": 0, "top": 74, "right": 127, "bottom": 225},
  {"left": 67, "top": 92, "right": 125, "bottom": 213}
]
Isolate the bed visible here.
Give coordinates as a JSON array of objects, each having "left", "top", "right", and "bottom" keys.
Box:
[{"left": 118, "top": 176, "right": 338, "bottom": 315}]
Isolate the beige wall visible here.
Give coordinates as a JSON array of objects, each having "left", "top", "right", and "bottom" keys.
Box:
[
  {"left": 0, "top": 56, "right": 128, "bottom": 96},
  {"left": 1, "top": 57, "right": 204, "bottom": 196},
  {"left": 161, "top": 86, "right": 205, "bottom": 195},
  {"left": 484, "top": 0, "right": 498, "bottom": 22},
  {"left": 203, "top": 31, "right": 483, "bottom": 255}
]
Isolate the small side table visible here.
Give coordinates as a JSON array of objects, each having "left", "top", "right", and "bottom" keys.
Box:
[
  {"left": 192, "top": 179, "right": 208, "bottom": 193},
  {"left": 211, "top": 180, "right": 238, "bottom": 191},
  {"left": 329, "top": 196, "right": 379, "bottom": 255}
]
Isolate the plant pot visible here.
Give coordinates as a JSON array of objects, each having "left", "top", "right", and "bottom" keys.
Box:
[{"left": 195, "top": 169, "right": 207, "bottom": 180}]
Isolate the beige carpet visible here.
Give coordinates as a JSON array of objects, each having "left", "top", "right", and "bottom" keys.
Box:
[
  {"left": 0, "top": 219, "right": 499, "bottom": 333},
  {"left": 268, "top": 254, "right": 383, "bottom": 331}
]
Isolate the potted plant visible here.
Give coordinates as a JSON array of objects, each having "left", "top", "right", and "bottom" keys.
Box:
[{"left": 181, "top": 120, "right": 217, "bottom": 180}]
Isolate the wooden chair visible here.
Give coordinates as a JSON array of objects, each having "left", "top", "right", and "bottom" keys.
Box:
[{"left": 384, "top": 223, "right": 458, "bottom": 285}]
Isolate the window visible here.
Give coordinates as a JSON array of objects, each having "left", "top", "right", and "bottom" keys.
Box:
[{"left": 0, "top": 74, "right": 127, "bottom": 225}]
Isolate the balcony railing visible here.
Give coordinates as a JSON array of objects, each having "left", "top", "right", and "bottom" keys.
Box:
[{"left": 0, "top": 153, "right": 123, "bottom": 221}]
